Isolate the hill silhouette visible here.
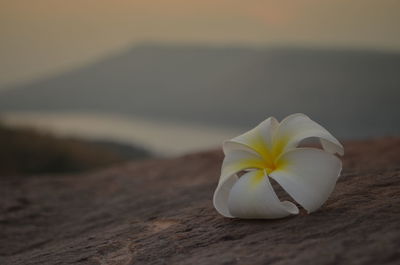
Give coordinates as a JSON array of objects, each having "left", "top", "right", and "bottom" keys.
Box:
[
  {"left": 0, "top": 44, "right": 399, "bottom": 138},
  {"left": 0, "top": 123, "right": 150, "bottom": 176}
]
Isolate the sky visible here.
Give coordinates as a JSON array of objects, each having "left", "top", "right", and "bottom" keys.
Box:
[{"left": 1, "top": 0, "right": 400, "bottom": 89}]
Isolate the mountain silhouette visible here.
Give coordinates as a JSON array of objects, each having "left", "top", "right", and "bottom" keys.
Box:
[{"left": 1, "top": 44, "right": 399, "bottom": 138}]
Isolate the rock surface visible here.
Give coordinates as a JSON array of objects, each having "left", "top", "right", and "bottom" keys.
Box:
[{"left": 0, "top": 138, "right": 399, "bottom": 265}]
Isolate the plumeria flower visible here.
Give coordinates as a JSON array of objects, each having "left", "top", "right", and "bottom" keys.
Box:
[{"left": 213, "top": 113, "right": 344, "bottom": 219}]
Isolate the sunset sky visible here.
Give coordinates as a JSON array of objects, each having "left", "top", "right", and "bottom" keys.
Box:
[{"left": 1, "top": 0, "right": 399, "bottom": 89}]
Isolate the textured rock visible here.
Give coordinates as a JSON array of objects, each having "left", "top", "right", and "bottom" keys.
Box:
[{"left": 0, "top": 138, "right": 399, "bottom": 265}]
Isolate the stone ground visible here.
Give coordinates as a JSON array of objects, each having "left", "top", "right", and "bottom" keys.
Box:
[{"left": 0, "top": 137, "right": 399, "bottom": 265}]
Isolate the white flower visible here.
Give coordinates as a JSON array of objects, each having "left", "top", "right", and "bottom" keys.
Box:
[{"left": 213, "top": 113, "right": 344, "bottom": 219}]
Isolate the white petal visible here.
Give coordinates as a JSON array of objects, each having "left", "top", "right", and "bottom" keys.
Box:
[
  {"left": 223, "top": 117, "right": 279, "bottom": 157},
  {"left": 220, "top": 149, "right": 264, "bottom": 185},
  {"left": 213, "top": 174, "right": 238, "bottom": 217},
  {"left": 214, "top": 149, "right": 265, "bottom": 217},
  {"left": 274, "top": 113, "right": 344, "bottom": 155},
  {"left": 270, "top": 148, "right": 342, "bottom": 213},
  {"left": 227, "top": 170, "right": 299, "bottom": 219}
]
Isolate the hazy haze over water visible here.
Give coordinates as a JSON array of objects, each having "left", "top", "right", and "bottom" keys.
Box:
[{"left": 0, "top": 111, "right": 242, "bottom": 156}]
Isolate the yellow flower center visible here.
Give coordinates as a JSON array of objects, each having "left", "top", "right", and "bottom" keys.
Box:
[{"left": 248, "top": 133, "right": 289, "bottom": 175}]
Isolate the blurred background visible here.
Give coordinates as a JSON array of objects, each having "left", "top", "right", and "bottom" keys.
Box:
[{"left": 0, "top": 0, "right": 399, "bottom": 176}]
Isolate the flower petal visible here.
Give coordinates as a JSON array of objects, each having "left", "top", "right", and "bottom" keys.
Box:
[
  {"left": 220, "top": 149, "right": 265, "bottom": 183},
  {"left": 214, "top": 149, "right": 265, "bottom": 217},
  {"left": 223, "top": 117, "right": 279, "bottom": 158},
  {"left": 274, "top": 113, "right": 344, "bottom": 155},
  {"left": 213, "top": 174, "right": 238, "bottom": 218},
  {"left": 270, "top": 148, "right": 342, "bottom": 213},
  {"left": 227, "top": 170, "right": 299, "bottom": 219}
]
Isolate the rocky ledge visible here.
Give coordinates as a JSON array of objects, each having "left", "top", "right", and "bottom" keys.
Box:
[{"left": 1, "top": 138, "right": 399, "bottom": 265}]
